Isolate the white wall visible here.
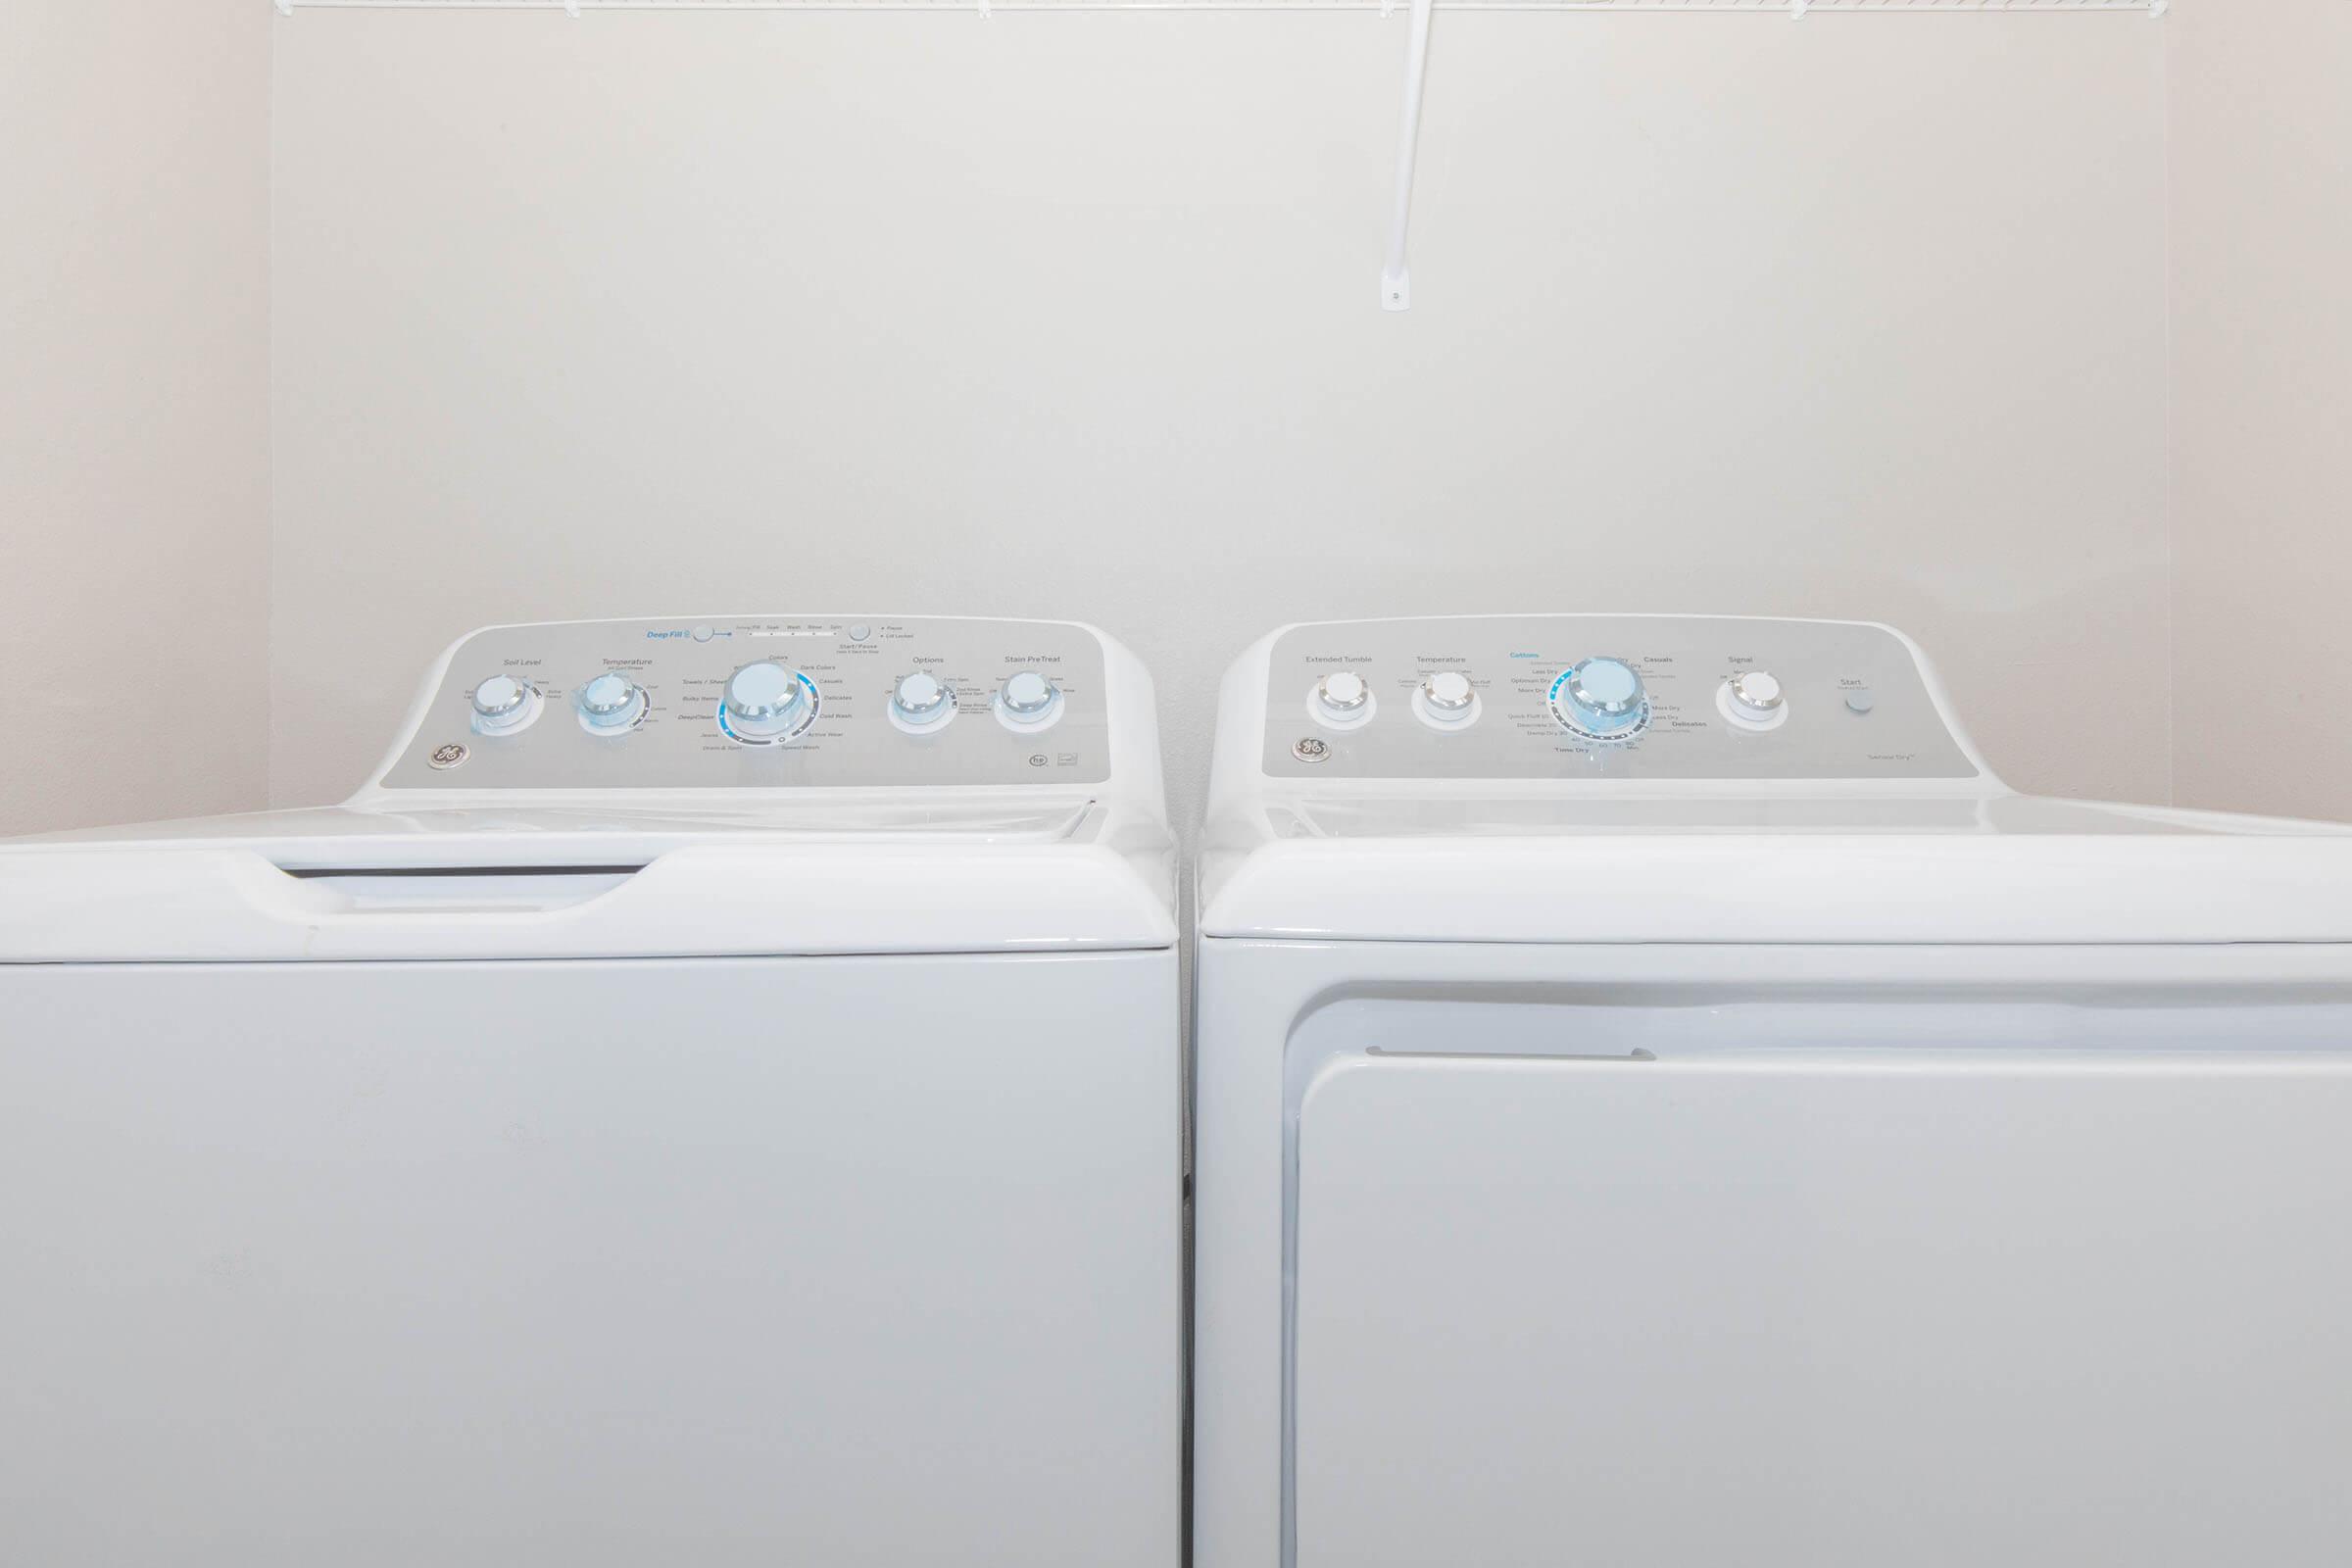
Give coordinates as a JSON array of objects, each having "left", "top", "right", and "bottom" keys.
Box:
[
  {"left": 270, "top": 11, "right": 2169, "bottom": 826},
  {"left": 2168, "top": 0, "right": 2352, "bottom": 822},
  {"left": 0, "top": 1, "right": 270, "bottom": 834}
]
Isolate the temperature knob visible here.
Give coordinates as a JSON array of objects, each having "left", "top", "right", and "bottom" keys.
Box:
[
  {"left": 1718, "top": 668, "right": 1789, "bottom": 731},
  {"left": 1550, "top": 657, "right": 1649, "bottom": 739},
  {"left": 719, "top": 660, "right": 816, "bottom": 745},
  {"left": 469, "top": 674, "right": 542, "bottom": 736},
  {"left": 890, "top": 670, "right": 957, "bottom": 734},
  {"left": 574, "top": 671, "right": 648, "bottom": 734},
  {"left": 1309, "top": 670, "right": 1376, "bottom": 730},
  {"left": 994, "top": 669, "right": 1065, "bottom": 733},
  {"left": 1412, "top": 670, "right": 1480, "bottom": 731}
]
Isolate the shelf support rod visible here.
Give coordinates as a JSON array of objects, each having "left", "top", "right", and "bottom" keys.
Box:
[{"left": 1378, "top": 0, "right": 1434, "bottom": 312}]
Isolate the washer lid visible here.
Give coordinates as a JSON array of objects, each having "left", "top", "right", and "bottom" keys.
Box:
[
  {"left": 0, "top": 801, "right": 1176, "bottom": 962},
  {"left": 1200, "top": 796, "right": 2352, "bottom": 946}
]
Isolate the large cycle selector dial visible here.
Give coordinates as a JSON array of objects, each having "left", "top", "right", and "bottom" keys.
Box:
[
  {"left": 994, "top": 669, "right": 1065, "bottom": 733},
  {"left": 890, "top": 670, "right": 957, "bottom": 734},
  {"left": 469, "top": 674, "right": 543, "bottom": 736},
  {"left": 1549, "top": 657, "right": 1650, "bottom": 741},
  {"left": 718, "top": 660, "right": 819, "bottom": 745},
  {"left": 574, "top": 671, "right": 648, "bottom": 734}
]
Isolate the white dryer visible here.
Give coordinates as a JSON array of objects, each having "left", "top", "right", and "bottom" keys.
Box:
[
  {"left": 0, "top": 614, "right": 1179, "bottom": 1568},
  {"left": 1193, "top": 613, "right": 2352, "bottom": 1568}
]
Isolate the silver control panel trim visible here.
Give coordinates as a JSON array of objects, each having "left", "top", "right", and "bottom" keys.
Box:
[
  {"left": 382, "top": 616, "right": 1111, "bottom": 790},
  {"left": 1260, "top": 615, "right": 1978, "bottom": 781}
]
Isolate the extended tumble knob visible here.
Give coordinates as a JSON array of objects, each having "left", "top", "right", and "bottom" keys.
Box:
[
  {"left": 720, "top": 661, "right": 814, "bottom": 744},
  {"left": 891, "top": 670, "right": 956, "bottom": 733},
  {"left": 1310, "top": 670, "right": 1376, "bottom": 730},
  {"left": 574, "top": 671, "right": 647, "bottom": 733},
  {"left": 1552, "top": 657, "right": 1648, "bottom": 738}
]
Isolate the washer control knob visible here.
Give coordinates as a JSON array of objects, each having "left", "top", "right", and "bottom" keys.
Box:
[
  {"left": 995, "top": 669, "right": 1065, "bottom": 732},
  {"left": 721, "top": 661, "right": 813, "bottom": 743},
  {"left": 1727, "top": 669, "right": 1784, "bottom": 720},
  {"left": 469, "top": 674, "right": 543, "bottom": 736},
  {"left": 1556, "top": 658, "right": 1647, "bottom": 736},
  {"left": 891, "top": 670, "right": 956, "bottom": 732},
  {"left": 575, "top": 671, "right": 648, "bottom": 733}
]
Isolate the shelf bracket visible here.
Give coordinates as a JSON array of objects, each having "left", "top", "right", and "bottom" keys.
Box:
[{"left": 1379, "top": 0, "right": 1435, "bottom": 312}]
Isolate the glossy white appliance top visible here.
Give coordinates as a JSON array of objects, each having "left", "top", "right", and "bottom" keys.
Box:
[
  {"left": 1199, "top": 613, "right": 2352, "bottom": 945},
  {"left": 0, "top": 615, "right": 1176, "bottom": 961}
]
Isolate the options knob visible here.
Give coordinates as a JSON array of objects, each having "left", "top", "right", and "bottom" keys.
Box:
[
  {"left": 1412, "top": 670, "right": 1481, "bottom": 731},
  {"left": 574, "top": 671, "right": 648, "bottom": 734},
  {"left": 995, "top": 669, "right": 1065, "bottom": 733},
  {"left": 890, "top": 670, "right": 957, "bottom": 734},
  {"left": 1308, "top": 670, "right": 1376, "bottom": 730},
  {"left": 1718, "top": 668, "right": 1789, "bottom": 731},
  {"left": 469, "top": 674, "right": 543, "bottom": 736},
  {"left": 1549, "top": 657, "right": 1649, "bottom": 740},
  {"left": 719, "top": 660, "right": 816, "bottom": 745}
]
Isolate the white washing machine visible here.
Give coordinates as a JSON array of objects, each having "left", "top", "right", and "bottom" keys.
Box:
[
  {"left": 0, "top": 614, "right": 1180, "bottom": 1568},
  {"left": 1193, "top": 613, "right": 2352, "bottom": 1568}
]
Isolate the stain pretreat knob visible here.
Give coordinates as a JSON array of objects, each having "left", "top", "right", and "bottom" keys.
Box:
[
  {"left": 1413, "top": 670, "right": 1481, "bottom": 730},
  {"left": 469, "top": 674, "right": 543, "bottom": 736},
  {"left": 995, "top": 669, "right": 1065, "bottom": 733},
  {"left": 891, "top": 670, "right": 957, "bottom": 734},
  {"left": 1718, "top": 667, "right": 1791, "bottom": 732},
  {"left": 1309, "top": 670, "right": 1377, "bottom": 730},
  {"left": 575, "top": 671, "right": 648, "bottom": 734},
  {"left": 719, "top": 660, "right": 816, "bottom": 745}
]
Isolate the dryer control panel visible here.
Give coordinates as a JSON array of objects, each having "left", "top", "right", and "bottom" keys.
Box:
[
  {"left": 380, "top": 616, "right": 1111, "bottom": 790},
  {"left": 1260, "top": 615, "right": 1978, "bottom": 781}
]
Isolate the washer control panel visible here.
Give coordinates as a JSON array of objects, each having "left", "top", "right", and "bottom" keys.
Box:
[
  {"left": 1262, "top": 616, "right": 1977, "bottom": 780},
  {"left": 382, "top": 616, "right": 1110, "bottom": 789}
]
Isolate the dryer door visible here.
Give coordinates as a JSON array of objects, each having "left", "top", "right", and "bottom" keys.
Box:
[{"left": 1292, "top": 1034, "right": 2352, "bottom": 1568}]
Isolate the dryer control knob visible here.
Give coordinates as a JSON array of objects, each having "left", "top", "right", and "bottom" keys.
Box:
[
  {"left": 995, "top": 669, "right": 1064, "bottom": 732},
  {"left": 1413, "top": 670, "right": 1480, "bottom": 731},
  {"left": 469, "top": 674, "right": 543, "bottom": 736},
  {"left": 891, "top": 670, "right": 956, "bottom": 732},
  {"left": 1728, "top": 669, "right": 1784, "bottom": 719},
  {"left": 720, "top": 661, "right": 814, "bottom": 744},
  {"left": 1552, "top": 658, "right": 1647, "bottom": 738},
  {"left": 1718, "top": 667, "right": 1790, "bottom": 731},
  {"left": 575, "top": 671, "right": 648, "bottom": 733},
  {"left": 1423, "top": 671, "right": 1474, "bottom": 712},
  {"left": 1310, "top": 670, "right": 1378, "bottom": 730}
]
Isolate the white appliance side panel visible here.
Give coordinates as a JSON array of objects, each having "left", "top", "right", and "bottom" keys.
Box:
[
  {"left": 1293, "top": 1052, "right": 2352, "bottom": 1568},
  {"left": 0, "top": 953, "right": 1181, "bottom": 1568}
]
